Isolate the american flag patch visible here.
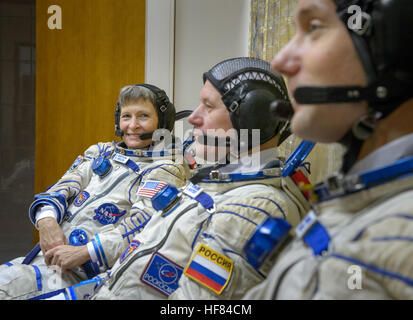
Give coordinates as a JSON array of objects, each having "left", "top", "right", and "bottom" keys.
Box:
[{"left": 137, "top": 180, "right": 167, "bottom": 198}]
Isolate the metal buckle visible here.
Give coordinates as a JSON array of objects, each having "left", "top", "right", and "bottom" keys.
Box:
[
  {"left": 352, "top": 111, "right": 380, "bottom": 141},
  {"left": 209, "top": 170, "right": 221, "bottom": 181},
  {"left": 263, "top": 168, "right": 282, "bottom": 177},
  {"left": 134, "top": 149, "right": 143, "bottom": 156},
  {"left": 209, "top": 170, "right": 231, "bottom": 181},
  {"left": 325, "top": 173, "right": 345, "bottom": 196},
  {"left": 345, "top": 175, "right": 364, "bottom": 193},
  {"left": 229, "top": 101, "right": 239, "bottom": 112},
  {"left": 206, "top": 204, "right": 216, "bottom": 214}
]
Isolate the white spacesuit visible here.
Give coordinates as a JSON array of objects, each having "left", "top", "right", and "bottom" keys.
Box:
[
  {"left": 244, "top": 135, "right": 413, "bottom": 299},
  {"left": 0, "top": 141, "right": 188, "bottom": 300},
  {"left": 91, "top": 147, "right": 310, "bottom": 300}
]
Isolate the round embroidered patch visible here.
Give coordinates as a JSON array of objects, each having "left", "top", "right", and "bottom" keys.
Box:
[{"left": 93, "top": 203, "right": 127, "bottom": 225}]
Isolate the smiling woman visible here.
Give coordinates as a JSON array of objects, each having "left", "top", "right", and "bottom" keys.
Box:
[
  {"left": 0, "top": 82, "right": 191, "bottom": 300},
  {"left": 120, "top": 100, "right": 159, "bottom": 149},
  {"left": 117, "top": 85, "right": 160, "bottom": 149}
]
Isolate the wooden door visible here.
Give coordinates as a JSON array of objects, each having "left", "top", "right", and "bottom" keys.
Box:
[{"left": 35, "top": 0, "right": 146, "bottom": 243}]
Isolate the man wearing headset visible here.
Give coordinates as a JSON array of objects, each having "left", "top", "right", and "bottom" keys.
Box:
[
  {"left": 84, "top": 57, "right": 311, "bottom": 300},
  {"left": 244, "top": 0, "right": 413, "bottom": 299}
]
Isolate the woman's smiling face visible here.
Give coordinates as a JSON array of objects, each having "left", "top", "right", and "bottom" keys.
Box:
[{"left": 119, "top": 99, "right": 159, "bottom": 149}]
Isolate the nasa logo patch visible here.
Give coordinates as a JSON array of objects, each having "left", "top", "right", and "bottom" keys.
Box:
[
  {"left": 140, "top": 252, "right": 183, "bottom": 296},
  {"left": 93, "top": 203, "right": 127, "bottom": 225}
]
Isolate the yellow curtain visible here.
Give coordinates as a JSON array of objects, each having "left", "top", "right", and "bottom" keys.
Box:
[
  {"left": 249, "top": 0, "right": 297, "bottom": 61},
  {"left": 249, "top": 0, "right": 345, "bottom": 184}
]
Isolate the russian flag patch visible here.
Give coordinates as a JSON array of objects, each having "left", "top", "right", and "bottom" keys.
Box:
[
  {"left": 184, "top": 243, "right": 233, "bottom": 295},
  {"left": 137, "top": 180, "right": 167, "bottom": 198}
]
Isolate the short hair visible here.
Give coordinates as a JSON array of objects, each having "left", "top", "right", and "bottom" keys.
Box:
[{"left": 117, "top": 85, "right": 157, "bottom": 109}]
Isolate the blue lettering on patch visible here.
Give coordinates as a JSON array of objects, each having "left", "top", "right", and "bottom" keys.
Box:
[
  {"left": 140, "top": 252, "right": 183, "bottom": 296},
  {"left": 93, "top": 203, "right": 127, "bottom": 225}
]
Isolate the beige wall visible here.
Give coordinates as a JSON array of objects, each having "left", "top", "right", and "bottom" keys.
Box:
[{"left": 174, "top": 0, "right": 250, "bottom": 112}]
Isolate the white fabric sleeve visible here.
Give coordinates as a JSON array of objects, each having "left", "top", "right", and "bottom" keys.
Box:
[
  {"left": 87, "top": 241, "right": 98, "bottom": 263},
  {"left": 35, "top": 205, "right": 58, "bottom": 229}
]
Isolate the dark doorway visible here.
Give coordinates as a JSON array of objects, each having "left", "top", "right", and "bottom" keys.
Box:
[{"left": 0, "top": 0, "right": 36, "bottom": 263}]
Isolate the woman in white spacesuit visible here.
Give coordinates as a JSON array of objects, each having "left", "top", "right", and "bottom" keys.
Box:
[
  {"left": 0, "top": 84, "right": 190, "bottom": 299},
  {"left": 244, "top": 0, "right": 413, "bottom": 299}
]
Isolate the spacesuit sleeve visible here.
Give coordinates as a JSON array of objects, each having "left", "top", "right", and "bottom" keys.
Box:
[
  {"left": 87, "top": 160, "right": 191, "bottom": 270},
  {"left": 315, "top": 213, "right": 413, "bottom": 299},
  {"left": 170, "top": 186, "right": 301, "bottom": 300},
  {"left": 28, "top": 143, "right": 102, "bottom": 225}
]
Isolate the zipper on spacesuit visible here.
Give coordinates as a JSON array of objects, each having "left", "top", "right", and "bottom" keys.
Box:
[
  {"left": 108, "top": 202, "right": 198, "bottom": 290},
  {"left": 66, "top": 171, "right": 131, "bottom": 223}
]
